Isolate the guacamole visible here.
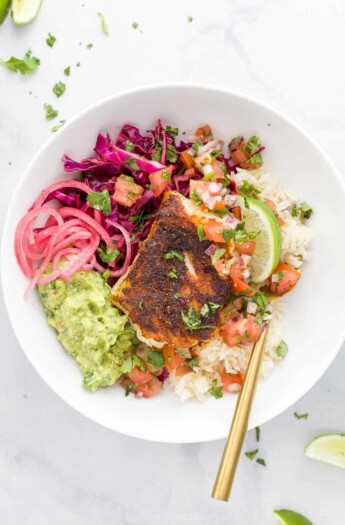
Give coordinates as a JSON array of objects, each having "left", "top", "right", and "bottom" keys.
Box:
[{"left": 38, "top": 270, "right": 136, "bottom": 392}]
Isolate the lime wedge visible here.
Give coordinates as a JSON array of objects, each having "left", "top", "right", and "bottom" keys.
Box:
[
  {"left": 238, "top": 196, "right": 282, "bottom": 283},
  {"left": 0, "top": 0, "right": 11, "bottom": 24},
  {"left": 274, "top": 509, "right": 313, "bottom": 525},
  {"left": 11, "top": 0, "right": 42, "bottom": 25},
  {"left": 304, "top": 433, "right": 345, "bottom": 469}
]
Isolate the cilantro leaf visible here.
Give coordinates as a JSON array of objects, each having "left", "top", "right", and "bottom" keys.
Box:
[
  {"left": 222, "top": 229, "right": 235, "bottom": 242},
  {"left": 167, "top": 268, "right": 178, "bottom": 279},
  {"left": 97, "top": 246, "right": 120, "bottom": 263},
  {"left": 187, "top": 357, "right": 200, "bottom": 368},
  {"left": 197, "top": 225, "right": 205, "bottom": 241},
  {"left": 209, "top": 379, "right": 223, "bottom": 399},
  {"left": 173, "top": 293, "right": 180, "bottom": 299},
  {"left": 246, "top": 152, "right": 263, "bottom": 165},
  {"left": 132, "top": 21, "right": 138, "bottom": 29},
  {"left": 244, "top": 136, "right": 259, "bottom": 154},
  {"left": 255, "top": 426, "right": 260, "bottom": 442},
  {"left": 86, "top": 190, "right": 111, "bottom": 215},
  {"left": 125, "top": 157, "right": 140, "bottom": 171},
  {"left": 44, "top": 104, "right": 58, "bottom": 121},
  {"left": 300, "top": 201, "right": 313, "bottom": 219},
  {"left": 209, "top": 302, "right": 221, "bottom": 313},
  {"left": 276, "top": 340, "right": 288, "bottom": 358},
  {"left": 98, "top": 12, "right": 109, "bottom": 35},
  {"left": 238, "top": 180, "right": 260, "bottom": 198},
  {"left": 294, "top": 412, "right": 309, "bottom": 420},
  {"left": 125, "top": 140, "right": 135, "bottom": 152},
  {"left": 192, "top": 189, "right": 202, "bottom": 205},
  {"left": 51, "top": 120, "right": 66, "bottom": 132},
  {"left": 200, "top": 304, "right": 210, "bottom": 317},
  {"left": 138, "top": 300, "right": 143, "bottom": 310},
  {"left": 245, "top": 449, "right": 258, "bottom": 460},
  {"left": 86, "top": 43, "right": 93, "bottom": 50},
  {"left": 52, "top": 81, "right": 66, "bottom": 98},
  {"left": 211, "top": 248, "right": 226, "bottom": 265},
  {"left": 165, "top": 250, "right": 184, "bottom": 262},
  {"left": 254, "top": 291, "right": 268, "bottom": 310},
  {"left": 120, "top": 354, "right": 146, "bottom": 374},
  {"left": 64, "top": 66, "right": 70, "bottom": 77},
  {"left": 46, "top": 33, "right": 56, "bottom": 48},
  {"left": 187, "top": 15, "right": 193, "bottom": 23},
  {"left": 0, "top": 50, "right": 40, "bottom": 75},
  {"left": 256, "top": 458, "right": 266, "bottom": 466},
  {"left": 164, "top": 126, "right": 179, "bottom": 138},
  {"left": 147, "top": 351, "right": 164, "bottom": 368}
]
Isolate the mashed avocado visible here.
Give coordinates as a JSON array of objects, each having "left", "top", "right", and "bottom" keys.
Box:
[{"left": 38, "top": 270, "right": 136, "bottom": 392}]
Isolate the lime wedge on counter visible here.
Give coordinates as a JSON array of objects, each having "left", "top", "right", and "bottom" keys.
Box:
[
  {"left": 304, "top": 433, "right": 345, "bottom": 469},
  {"left": 0, "top": 0, "right": 11, "bottom": 24},
  {"left": 274, "top": 509, "right": 313, "bottom": 525},
  {"left": 238, "top": 197, "right": 282, "bottom": 283},
  {"left": 11, "top": 0, "right": 42, "bottom": 25}
]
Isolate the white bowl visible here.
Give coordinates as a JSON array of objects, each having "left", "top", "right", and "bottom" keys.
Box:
[{"left": 2, "top": 84, "right": 345, "bottom": 443}]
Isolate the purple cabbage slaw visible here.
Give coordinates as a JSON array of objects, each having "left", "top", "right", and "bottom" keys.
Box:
[{"left": 58, "top": 119, "right": 237, "bottom": 281}]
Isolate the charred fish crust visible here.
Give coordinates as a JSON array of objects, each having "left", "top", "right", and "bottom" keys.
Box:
[{"left": 112, "top": 192, "right": 233, "bottom": 348}]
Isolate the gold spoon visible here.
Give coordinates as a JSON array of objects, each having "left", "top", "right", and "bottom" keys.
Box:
[{"left": 212, "top": 302, "right": 276, "bottom": 502}]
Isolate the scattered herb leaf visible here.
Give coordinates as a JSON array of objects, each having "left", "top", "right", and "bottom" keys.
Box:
[
  {"left": 256, "top": 458, "right": 266, "bottom": 466},
  {"left": 46, "top": 33, "right": 56, "bottom": 48},
  {"left": 98, "top": 12, "right": 109, "bottom": 35},
  {"left": 0, "top": 50, "right": 40, "bottom": 75},
  {"left": 87, "top": 190, "right": 111, "bottom": 215},
  {"left": 165, "top": 250, "right": 184, "bottom": 262},
  {"left": 294, "top": 412, "right": 309, "bottom": 420},
  {"left": 51, "top": 120, "right": 66, "bottom": 132},
  {"left": 255, "top": 426, "right": 260, "bottom": 442},
  {"left": 197, "top": 225, "right": 205, "bottom": 241},
  {"left": 64, "top": 66, "right": 70, "bottom": 76},
  {"left": 209, "top": 379, "right": 223, "bottom": 399},
  {"left": 97, "top": 246, "right": 119, "bottom": 263},
  {"left": 276, "top": 340, "right": 288, "bottom": 358},
  {"left": 52, "top": 81, "right": 66, "bottom": 98},
  {"left": 245, "top": 449, "right": 258, "bottom": 460},
  {"left": 211, "top": 248, "right": 226, "bottom": 265},
  {"left": 148, "top": 351, "right": 164, "bottom": 368},
  {"left": 44, "top": 103, "right": 58, "bottom": 121}
]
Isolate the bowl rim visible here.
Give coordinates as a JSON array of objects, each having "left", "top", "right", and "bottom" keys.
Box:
[{"left": 2, "top": 82, "right": 345, "bottom": 443}]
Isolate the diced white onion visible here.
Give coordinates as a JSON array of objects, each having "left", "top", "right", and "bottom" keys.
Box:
[
  {"left": 242, "top": 268, "right": 251, "bottom": 279},
  {"left": 209, "top": 181, "right": 221, "bottom": 194},
  {"left": 197, "top": 140, "right": 220, "bottom": 155},
  {"left": 271, "top": 273, "right": 279, "bottom": 283},
  {"left": 201, "top": 164, "right": 215, "bottom": 177},
  {"left": 247, "top": 302, "right": 258, "bottom": 314},
  {"left": 263, "top": 313, "right": 273, "bottom": 321},
  {"left": 228, "top": 383, "right": 241, "bottom": 394}
]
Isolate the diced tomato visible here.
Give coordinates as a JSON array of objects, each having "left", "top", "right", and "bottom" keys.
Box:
[
  {"left": 269, "top": 262, "right": 300, "bottom": 295},
  {"left": 211, "top": 160, "right": 225, "bottom": 180},
  {"left": 221, "top": 369, "right": 244, "bottom": 392},
  {"left": 175, "top": 365, "right": 192, "bottom": 378},
  {"left": 221, "top": 318, "right": 247, "bottom": 347},
  {"left": 233, "top": 207, "right": 242, "bottom": 220},
  {"left": 184, "top": 168, "right": 197, "bottom": 178},
  {"left": 231, "top": 276, "right": 255, "bottom": 297},
  {"left": 149, "top": 166, "right": 173, "bottom": 198},
  {"left": 230, "top": 149, "right": 248, "bottom": 165},
  {"left": 235, "top": 241, "right": 256, "bottom": 255},
  {"left": 204, "top": 221, "right": 226, "bottom": 243},
  {"left": 245, "top": 314, "right": 263, "bottom": 343},
  {"left": 195, "top": 124, "right": 213, "bottom": 141},
  {"left": 229, "top": 263, "right": 243, "bottom": 280},
  {"left": 189, "top": 179, "right": 210, "bottom": 200},
  {"left": 163, "top": 346, "right": 186, "bottom": 370},
  {"left": 113, "top": 175, "right": 144, "bottom": 207},
  {"left": 128, "top": 366, "right": 152, "bottom": 385},
  {"left": 278, "top": 218, "right": 286, "bottom": 227},
  {"left": 180, "top": 150, "right": 194, "bottom": 169},
  {"left": 213, "top": 259, "right": 225, "bottom": 274},
  {"left": 264, "top": 199, "right": 277, "bottom": 211},
  {"left": 135, "top": 376, "right": 163, "bottom": 398}
]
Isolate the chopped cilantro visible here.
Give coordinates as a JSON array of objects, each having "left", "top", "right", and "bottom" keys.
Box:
[
  {"left": 151, "top": 142, "right": 178, "bottom": 163},
  {"left": 165, "top": 250, "right": 184, "bottom": 262},
  {"left": 164, "top": 126, "right": 179, "bottom": 138},
  {"left": 245, "top": 449, "right": 258, "bottom": 460},
  {"left": 46, "top": 33, "right": 56, "bottom": 48},
  {"left": 200, "top": 304, "right": 210, "bottom": 317},
  {"left": 132, "top": 21, "right": 138, "bottom": 29},
  {"left": 277, "top": 270, "right": 284, "bottom": 281},
  {"left": 64, "top": 66, "right": 70, "bottom": 76},
  {"left": 125, "top": 140, "right": 135, "bottom": 152},
  {"left": 181, "top": 307, "right": 213, "bottom": 331},
  {"left": 125, "top": 157, "right": 140, "bottom": 171},
  {"left": 256, "top": 458, "right": 266, "bottom": 466},
  {"left": 97, "top": 246, "right": 120, "bottom": 263},
  {"left": 102, "top": 269, "right": 111, "bottom": 280},
  {"left": 222, "top": 229, "right": 235, "bottom": 242},
  {"left": 210, "top": 149, "right": 222, "bottom": 158},
  {"left": 300, "top": 202, "right": 313, "bottom": 219},
  {"left": 44, "top": 104, "right": 58, "bottom": 121},
  {"left": 238, "top": 180, "right": 260, "bottom": 198},
  {"left": 294, "top": 412, "right": 309, "bottom": 420},
  {"left": 187, "top": 15, "right": 193, "bottom": 23},
  {"left": 276, "top": 340, "right": 288, "bottom": 358},
  {"left": 0, "top": 50, "right": 40, "bottom": 75},
  {"left": 98, "top": 12, "right": 109, "bottom": 35},
  {"left": 211, "top": 248, "right": 226, "bottom": 265},
  {"left": 192, "top": 188, "right": 202, "bottom": 205},
  {"left": 138, "top": 300, "right": 143, "bottom": 311},
  {"left": 173, "top": 293, "right": 181, "bottom": 299},
  {"left": 291, "top": 204, "right": 299, "bottom": 217},
  {"left": 209, "top": 303, "right": 221, "bottom": 313},
  {"left": 209, "top": 379, "right": 223, "bottom": 399},
  {"left": 52, "top": 81, "right": 66, "bottom": 98},
  {"left": 220, "top": 162, "right": 228, "bottom": 176},
  {"left": 147, "top": 351, "right": 164, "bottom": 368},
  {"left": 86, "top": 43, "right": 93, "bottom": 49},
  {"left": 213, "top": 207, "right": 230, "bottom": 215},
  {"left": 254, "top": 291, "right": 268, "bottom": 310},
  {"left": 76, "top": 62, "right": 81, "bottom": 67},
  {"left": 244, "top": 136, "right": 259, "bottom": 154},
  {"left": 168, "top": 268, "right": 178, "bottom": 279},
  {"left": 234, "top": 223, "right": 247, "bottom": 244},
  {"left": 197, "top": 225, "right": 205, "bottom": 241},
  {"left": 255, "top": 426, "right": 260, "bottom": 442},
  {"left": 161, "top": 168, "right": 172, "bottom": 182},
  {"left": 247, "top": 152, "right": 263, "bottom": 165},
  {"left": 120, "top": 354, "right": 146, "bottom": 374},
  {"left": 87, "top": 190, "right": 111, "bottom": 215},
  {"left": 51, "top": 120, "right": 66, "bottom": 132},
  {"left": 187, "top": 358, "right": 200, "bottom": 368},
  {"left": 175, "top": 348, "right": 186, "bottom": 357}
]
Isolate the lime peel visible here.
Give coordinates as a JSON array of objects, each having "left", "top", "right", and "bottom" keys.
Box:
[
  {"left": 274, "top": 509, "right": 313, "bottom": 525},
  {"left": 11, "top": 0, "right": 42, "bottom": 25},
  {"left": 0, "top": 0, "right": 11, "bottom": 25}
]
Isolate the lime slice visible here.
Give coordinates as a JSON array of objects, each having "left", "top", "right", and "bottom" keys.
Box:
[
  {"left": 0, "top": 0, "right": 11, "bottom": 24},
  {"left": 304, "top": 433, "right": 345, "bottom": 469},
  {"left": 274, "top": 509, "right": 313, "bottom": 525},
  {"left": 238, "top": 196, "right": 282, "bottom": 283},
  {"left": 11, "top": 0, "right": 42, "bottom": 25}
]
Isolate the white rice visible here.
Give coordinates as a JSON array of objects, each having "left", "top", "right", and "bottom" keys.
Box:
[{"left": 168, "top": 168, "right": 314, "bottom": 401}]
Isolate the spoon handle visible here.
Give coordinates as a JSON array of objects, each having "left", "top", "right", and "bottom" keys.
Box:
[{"left": 211, "top": 323, "right": 271, "bottom": 502}]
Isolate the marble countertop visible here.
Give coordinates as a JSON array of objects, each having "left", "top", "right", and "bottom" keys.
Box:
[{"left": 0, "top": 1, "right": 344, "bottom": 523}]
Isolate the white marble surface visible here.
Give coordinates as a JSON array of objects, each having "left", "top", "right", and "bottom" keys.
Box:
[{"left": 0, "top": 1, "right": 345, "bottom": 523}]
